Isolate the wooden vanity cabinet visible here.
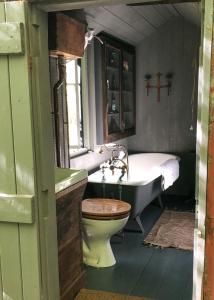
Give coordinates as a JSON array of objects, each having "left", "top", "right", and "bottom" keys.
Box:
[
  {"left": 94, "top": 32, "right": 136, "bottom": 143},
  {"left": 56, "top": 179, "right": 87, "bottom": 300}
]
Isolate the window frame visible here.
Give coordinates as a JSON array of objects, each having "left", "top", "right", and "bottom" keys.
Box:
[{"left": 66, "top": 52, "right": 91, "bottom": 159}]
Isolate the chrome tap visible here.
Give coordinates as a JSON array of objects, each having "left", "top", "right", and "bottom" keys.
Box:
[{"left": 98, "top": 143, "right": 129, "bottom": 180}]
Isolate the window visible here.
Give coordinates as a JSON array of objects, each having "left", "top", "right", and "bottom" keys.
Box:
[
  {"left": 66, "top": 59, "right": 87, "bottom": 157},
  {"left": 50, "top": 53, "right": 91, "bottom": 167}
]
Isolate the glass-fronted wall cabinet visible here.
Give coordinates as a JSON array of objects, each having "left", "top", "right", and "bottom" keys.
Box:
[{"left": 94, "top": 32, "right": 136, "bottom": 144}]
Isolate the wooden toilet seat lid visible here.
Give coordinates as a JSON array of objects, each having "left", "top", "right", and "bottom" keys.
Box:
[{"left": 82, "top": 198, "right": 131, "bottom": 220}]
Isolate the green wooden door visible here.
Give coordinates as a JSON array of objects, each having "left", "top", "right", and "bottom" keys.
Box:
[{"left": 0, "top": 2, "right": 59, "bottom": 299}]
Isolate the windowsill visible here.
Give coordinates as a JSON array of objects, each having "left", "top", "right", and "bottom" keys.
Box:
[
  {"left": 70, "top": 148, "right": 88, "bottom": 159},
  {"left": 70, "top": 150, "right": 112, "bottom": 173}
]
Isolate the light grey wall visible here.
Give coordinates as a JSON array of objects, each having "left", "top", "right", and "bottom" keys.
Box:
[{"left": 128, "top": 17, "right": 200, "bottom": 153}]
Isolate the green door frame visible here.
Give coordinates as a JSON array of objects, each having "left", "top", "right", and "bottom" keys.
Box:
[
  {"left": 193, "top": 0, "right": 214, "bottom": 299},
  {"left": 35, "top": 0, "right": 214, "bottom": 299}
]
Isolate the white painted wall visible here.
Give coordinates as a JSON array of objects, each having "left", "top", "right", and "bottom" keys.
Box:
[{"left": 128, "top": 17, "right": 200, "bottom": 153}]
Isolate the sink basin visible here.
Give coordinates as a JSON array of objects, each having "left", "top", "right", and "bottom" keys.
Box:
[{"left": 55, "top": 168, "right": 88, "bottom": 193}]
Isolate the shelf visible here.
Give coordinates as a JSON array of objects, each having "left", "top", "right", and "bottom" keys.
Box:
[
  {"left": 108, "top": 89, "right": 120, "bottom": 92},
  {"left": 107, "top": 65, "right": 119, "bottom": 71},
  {"left": 123, "top": 70, "right": 133, "bottom": 74},
  {"left": 108, "top": 112, "right": 120, "bottom": 115}
]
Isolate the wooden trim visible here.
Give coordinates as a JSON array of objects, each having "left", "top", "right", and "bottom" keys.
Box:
[
  {"left": 0, "top": 22, "right": 25, "bottom": 55},
  {"left": 97, "top": 32, "right": 136, "bottom": 143},
  {"left": 55, "top": 178, "right": 88, "bottom": 199},
  {"left": 127, "top": 0, "right": 200, "bottom": 6},
  {"left": 0, "top": 194, "right": 34, "bottom": 224},
  {"left": 52, "top": 56, "right": 70, "bottom": 168},
  {"left": 34, "top": 0, "right": 200, "bottom": 3},
  {"left": 203, "top": 0, "right": 214, "bottom": 297},
  {"left": 98, "top": 31, "right": 135, "bottom": 53},
  {"left": 102, "top": 40, "right": 108, "bottom": 140},
  {"left": 49, "top": 50, "right": 82, "bottom": 59},
  {"left": 106, "top": 128, "right": 136, "bottom": 143}
]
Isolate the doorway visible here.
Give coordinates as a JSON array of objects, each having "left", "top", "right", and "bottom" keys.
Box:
[{"left": 41, "top": 1, "right": 210, "bottom": 298}]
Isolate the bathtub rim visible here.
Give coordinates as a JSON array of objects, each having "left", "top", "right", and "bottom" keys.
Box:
[{"left": 88, "top": 152, "right": 180, "bottom": 187}]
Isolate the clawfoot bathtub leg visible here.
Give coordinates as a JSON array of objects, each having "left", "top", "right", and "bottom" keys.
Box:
[
  {"left": 158, "top": 195, "right": 164, "bottom": 209},
  {"left": 135, "top": 215, "right": 145, "bottom": 234}
]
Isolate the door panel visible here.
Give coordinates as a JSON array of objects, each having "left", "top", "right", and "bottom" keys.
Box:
[
  {"left": 0, "top": 224, "right": 23, "bottom": 300},
  {"left": 0, "top": 3, "right": 23, "bottom": 300}
]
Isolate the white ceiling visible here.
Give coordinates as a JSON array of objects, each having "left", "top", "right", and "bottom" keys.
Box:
[{"left": 84, "top": 3, "right": 201, "bottom": 45}]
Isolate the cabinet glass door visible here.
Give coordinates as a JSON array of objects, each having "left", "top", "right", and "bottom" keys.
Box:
[
  {"left": 106, "top": 45, "right": 121, "bottom": 134},
  {"left": 122, "top": 51, "right": 135, "bottom": 130}
]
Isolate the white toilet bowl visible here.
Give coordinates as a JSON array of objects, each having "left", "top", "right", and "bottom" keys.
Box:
[{"left": 82, "top": 198, "right": 131, "bottom": 268}]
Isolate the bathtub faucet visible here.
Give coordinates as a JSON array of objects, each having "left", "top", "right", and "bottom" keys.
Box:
[{"left": 98, "top": 143, "right": 129, "bottom": 180}]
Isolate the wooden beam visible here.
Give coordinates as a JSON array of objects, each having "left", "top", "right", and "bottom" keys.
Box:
[
  {"left": 29, "top": 0, "right": 131, "bottom": 4},
  {"left": 0, "top": 22, "right": 25, "bottom": 55},
  {"left": 203, "top": 0, "right": 214, "bottom": 297},
  {"left": 0, "top": 194, "right": 34, "bottom": 224},
  {"left": 31, "top": 0, "right": 201, "bottom": 13},
  {"left": 127, "top": 0, "right": 200, "bottom": 6}
]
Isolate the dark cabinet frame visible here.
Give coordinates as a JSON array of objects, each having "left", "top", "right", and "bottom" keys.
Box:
[{"left": 94, "top": 32, "right": 136, "bottom": 144}]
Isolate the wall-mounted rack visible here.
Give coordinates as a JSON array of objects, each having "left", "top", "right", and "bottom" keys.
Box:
[{"left": 145, "top": 72, "right": 173, "bottom": 102}]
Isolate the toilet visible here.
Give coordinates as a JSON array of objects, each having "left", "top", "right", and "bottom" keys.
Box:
[{"left": 82, "top": 198, "right": 131, "bottom": 268}]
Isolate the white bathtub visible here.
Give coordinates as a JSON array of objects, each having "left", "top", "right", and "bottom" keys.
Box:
[
  {"left": 89, "top": 153, "right": 179, "bottom": 187},
  {"left": 86, "top": 153, "right": 180, "bottom": 232}
]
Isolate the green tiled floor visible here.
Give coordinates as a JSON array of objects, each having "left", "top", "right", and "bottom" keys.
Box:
[{"left": 84, "top": 197, "right": 194, "bottom": 300}]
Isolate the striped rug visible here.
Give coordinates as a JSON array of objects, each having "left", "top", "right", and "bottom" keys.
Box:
[{"left": 144, "top": 210, "right": 194, "bottom": 251}]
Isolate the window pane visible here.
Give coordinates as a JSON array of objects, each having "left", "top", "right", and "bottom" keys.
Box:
[
  {"left": 78, "top": 85, "right": 82, "bottom": 122},
  {"left": 77, "top": 61, "right": 81, "bottom": 84},
  {"left": 66, "top": 60, "right": 76, "bottom": 84},
  {"left": 66, "top": 59, "right": 84, "bottom": 156},
  {"left": 78, "top": 85, "right": 83, "bottom": 147},
  {"left": 67, "top": 85, "right": 79, "bottom": 147}
]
